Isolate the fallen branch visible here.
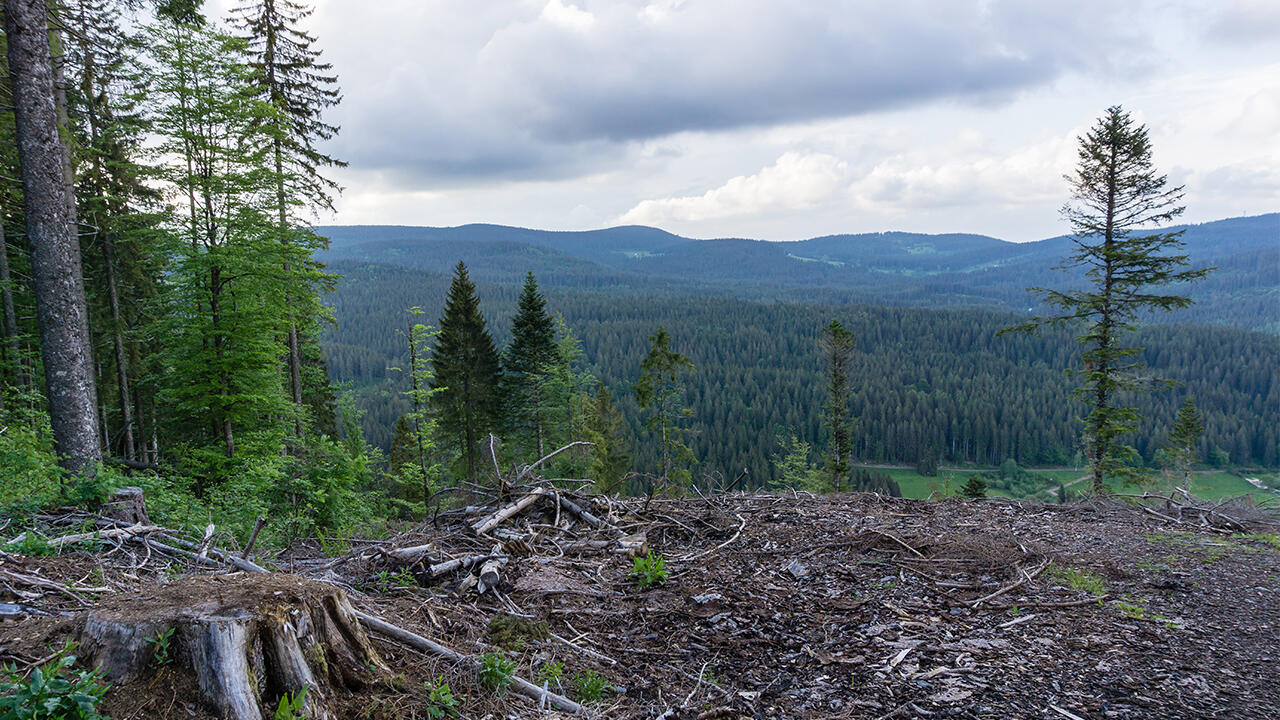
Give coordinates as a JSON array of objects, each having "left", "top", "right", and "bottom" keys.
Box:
[
  {"left": 45, "top": 522, "right": 163, "bottom": 548},
  {"left": 967, "top": 559, "right": 1049, "bottom": 607},
  {"left": 354, "top": 610, "right": 585, "bottom": 714},
  {"left": 472, "top": 487, "right": 548, "bottom": 535},
  {"left": 513, "top": 441, "right": 594, "bottom": 484}
]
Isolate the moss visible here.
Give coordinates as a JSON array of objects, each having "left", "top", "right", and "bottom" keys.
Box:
[{"left": 487, "top": 614, "right": 548, "bottom": 651}]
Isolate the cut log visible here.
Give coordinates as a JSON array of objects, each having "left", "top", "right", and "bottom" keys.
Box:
[
  {"left": 80, "top": 574, "right": 387, "bottom": 720},
  {"left": 556, "top": 493, "right": 622, "bottom": 536},
  {"left": 476, "top": 544, "right": 507, "bottom": 594},
  {"left": 45, "top": 522, "right": 163, "bottom": 548},
  {"left": 471, "top": 486, "right": 549, "bottom": 535},
  {"left": 101, "top": 486, "right": 149, "bottom": 525}
]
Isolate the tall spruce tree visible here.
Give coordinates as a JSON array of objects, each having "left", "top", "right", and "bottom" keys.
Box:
[
  {"left": 231, "top": 0, "right": 343, "bottom": 432},
  {"left": 430, "top": 262, "right": 502, "bottom": 484},
  {"left": 633, "top": 326, "right": 694, "bottom": 484},
  {"left": 4, "top": 0, "right": 102, "bottom": 472},
  {"left": 820, "top": 319, "right": 855, "bottom": 491},
  {"left": 1006, "top": 106, "right": 1209, "bottom": 494},
  {"left": 503, "top": 271, "right": 556, "bottom": 458}
]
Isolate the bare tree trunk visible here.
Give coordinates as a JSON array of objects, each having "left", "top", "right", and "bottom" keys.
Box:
[
  {"left": 0, "top": 214, "right": 23, "bottom": 390},
  {"left": 4, "top": 0, "right": 102, "bottom": 472},
  {"left": 101, "top": 236, "right": 135, "bottom": 460}
]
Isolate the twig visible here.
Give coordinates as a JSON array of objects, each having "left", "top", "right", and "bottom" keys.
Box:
[{"left": 967, "top": 559, "right": 1049, "bottom": 607}]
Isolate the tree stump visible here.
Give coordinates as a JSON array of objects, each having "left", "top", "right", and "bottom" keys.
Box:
[
  {"left": 79, "top": 574, "right": 387, "bottom": 720},
  {"left": 101, "top": 486, "right": 149, "bottom": 525}
]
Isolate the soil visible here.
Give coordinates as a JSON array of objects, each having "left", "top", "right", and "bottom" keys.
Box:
[{"left": 2, "top": 492, "right": 1278, "bottom": 719}]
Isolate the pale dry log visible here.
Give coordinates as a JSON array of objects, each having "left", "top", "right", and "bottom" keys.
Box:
[
  {"left": 471, "top": 486, "right": 549, "bottom": 535},
  {"left": 353, "top": 610, "right": 585, "bottom": 714},
  {"left": 556, "top": 493, "right": 622, "bottom": 536},
  {"left": 45, "top": 522, "right": 163, "bottom": 548},
  {"left": 380, "top": 542, "right": 433, "bottom": 564}
]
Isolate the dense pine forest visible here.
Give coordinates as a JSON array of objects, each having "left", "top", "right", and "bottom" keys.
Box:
[{"left": 323, "top": 261, "right": 1280, "bottom": 488}]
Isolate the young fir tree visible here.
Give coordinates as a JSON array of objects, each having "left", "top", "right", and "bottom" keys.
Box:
[
  {"left": 391, "top": 307, "right": 441, "bottom": 507},
  {"left": 537, "top": 315, "right": 595, "bottom": 477},
  {"left": 503, "top": 271, "right": 557, "bottom": 459},
  {"left": 820, "top": 319, "right": 855, "bottom": 492},
  {"left": 633, "top": 326, "right": 695, "bottom": 484},
  {"left": 1005, "top": 106, "right": 1209, "bottom": 494},
  {"left": 1164, "top": 396, "right": 1203, "bottom": 487},
  {"left": 430, "top": 262, "right": 502, "bottom": 484},
  {"left": 586, "top": 382, "right": 631, "bottom": 493},
  {"left": 231, "top": 0, "right": 344, "bottom": 433}
]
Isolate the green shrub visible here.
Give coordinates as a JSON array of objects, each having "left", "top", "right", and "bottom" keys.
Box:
[
  {"left": 535, "top": 660, "right": 564, "bottom": 686},
  {"left": 424, "top": 676, "right": 460, "bottom": 718},
  {"left": 478, "top": 650, "right": 514, "bottom": 694},
  {"left": 571, "top": 669, "right": 611, "bottom": 703},
  {"left": 631, "top": 550, "right": 668, "bottom": 588},
  {"left": 0, "top": 644, "right": 110, "bottom": 720}
]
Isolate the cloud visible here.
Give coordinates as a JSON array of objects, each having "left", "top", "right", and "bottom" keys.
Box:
[
  {"left": 619, "top": 152, "right": 850, "bottom": 224},
  {"left": 1206, "top": 0, "right": 1280, "bottom": 44},
  {"left": 302, "top": 0, "right": 1151, "bottom": 184}
]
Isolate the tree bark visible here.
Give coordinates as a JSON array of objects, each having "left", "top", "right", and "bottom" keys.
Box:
[
  {"left": 0, "top": 214, "right": 22, "bottom": 389},
  {"left": 4, "top": 0, "right": 102, "bottom": 472}
]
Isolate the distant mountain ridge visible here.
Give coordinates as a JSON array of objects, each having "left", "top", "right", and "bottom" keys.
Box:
[{"left": 316, "top": 213, "right": 1279, "bottom": 332}]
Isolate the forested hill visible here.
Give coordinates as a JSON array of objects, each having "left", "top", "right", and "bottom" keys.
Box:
[
  {"left": 317, "top": 213, "right": 1279, "bottom": 333},
  {"left": 323, "top": 261, "right": 1280, "bottom": 485}
]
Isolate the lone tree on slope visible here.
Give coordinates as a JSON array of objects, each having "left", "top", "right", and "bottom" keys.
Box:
[{"left": 1005, "top": 106, "right": 1209, "bottom": 495}]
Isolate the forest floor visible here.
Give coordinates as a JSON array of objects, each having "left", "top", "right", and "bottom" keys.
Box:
[{"left": 2, "top": 491, "right": 1279, "bottom": 719}]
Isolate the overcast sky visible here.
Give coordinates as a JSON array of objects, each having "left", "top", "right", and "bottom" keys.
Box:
[{"left": 215, "top": 0, "right": 1279, "bottom": 242}]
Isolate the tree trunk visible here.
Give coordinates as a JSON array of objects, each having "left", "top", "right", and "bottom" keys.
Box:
[
  {"left": 80, "top": 574, "right": 387, "bottom": 720},
  {"left": 4, "top": 0, "right": 102, "bottom": 472},
  {"left": 0, "top": 214, "right": 22, "bottom": 390}
]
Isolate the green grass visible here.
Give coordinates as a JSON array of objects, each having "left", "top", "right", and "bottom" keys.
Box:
[
  {"left": 1047, "top": 564, "right": 1107, "bottom": 596},
  {"left": 865, "top": 464, "right": 1279, "bottom": 504}
]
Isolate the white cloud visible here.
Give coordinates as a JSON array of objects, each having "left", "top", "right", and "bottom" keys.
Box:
[
  {"left": 540, "top": 0, "right": 596, "bottom": 32},
  {"left": 619, "top": 152, "right": 849, "bottom": 224}
]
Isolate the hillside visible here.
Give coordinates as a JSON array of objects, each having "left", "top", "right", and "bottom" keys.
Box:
[{"left": 317, "top": 213, "right": 1280, "bottom": 332}]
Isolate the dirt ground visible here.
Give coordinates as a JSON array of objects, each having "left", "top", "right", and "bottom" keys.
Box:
[{"left": 2, "top": 492, "right": 1278, "bottom": 719}]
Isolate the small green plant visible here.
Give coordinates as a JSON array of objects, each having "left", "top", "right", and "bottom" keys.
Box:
[
  {"left": 9, "top": 532, "right": 57, "bottom": 557},
  {"left": 1049, "top": 564, "right": 1107, "bottom": 596},
  {"left": 631, "top": 550, "right": 668, "bottom": 588},
  {"left": 273, "top": 687, "right": 307, "bottom": 720},
  {"left": 0, "top": 643, "right": 110, "bottom": 720},
  {"left": 425, "top": 676, "right": 460, "bottom": 718},
  {"left": 572, "top": 669, "right": 611, "bottom": 703},
  {"left": 147, "top": 627, "right": 176, "bottom": 667},
  {"left": 536, "top": 660, "right": 565, "bottom": 686},
  {"left": 478, "top": 650, "right": 514, "bottom": 694}
]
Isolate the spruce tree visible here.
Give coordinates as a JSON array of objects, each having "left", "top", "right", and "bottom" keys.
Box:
[
  {"left": 4, "top": 0, "right": 102, "bottom": 472},
  {"left": 586, "top": 382, "right": 631, "bottom": 493},
  {"left": 633, "top": 326, "right": 694, "bottom": 484},
  {"left": 820, "top": 319, "right": 855, "bottom": 491},
  {"left": 430, "top": 262, "right": 502, "bottom": 484},
  {"left": 503, "top": 271, "right": 556, "bottom": 458},
  {"left": 1005, "top": 106, "right": 1210, "bottom": 494},
  {"left": 1164, "top": 397, "right": 1202, "bottom": 487}
]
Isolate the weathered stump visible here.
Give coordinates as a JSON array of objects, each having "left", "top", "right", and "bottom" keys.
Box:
[
  {"left": 101, "top": 486, "right": 149, "bottom": 525},
  {"left": 79, "top": 574, "right": 386, "bottom": 720}
]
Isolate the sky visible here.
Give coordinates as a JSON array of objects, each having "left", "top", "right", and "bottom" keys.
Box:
[{"left": 216, "top": 0, "right": 1280, "bottom": 242}]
